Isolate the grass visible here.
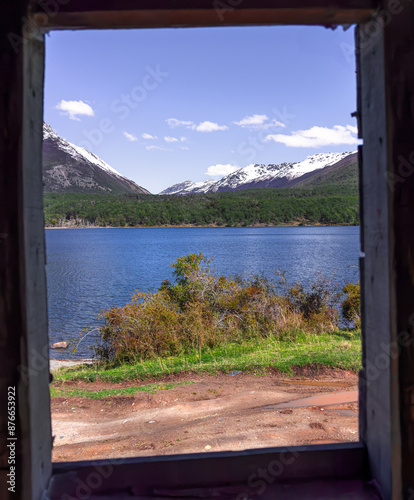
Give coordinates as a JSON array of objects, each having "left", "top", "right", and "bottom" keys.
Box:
[
  {"left": 50, "top": 381, "right": 194, "bottom": 399},
  {"left": 52, "top": 329, "right": 361, "bottom": 385}
]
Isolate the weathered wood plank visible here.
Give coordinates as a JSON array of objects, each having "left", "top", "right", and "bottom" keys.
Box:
[
  {"left": 47, "top": 479, "right": 381, "bottom": 500},
  {"left": 47, "top": 443, "right": 368, "bottom": 499},
  {"left": 359, "top": 0, "right": 414, "bottom": 497},
  {"left": 31, "top": 0, "right": 378, "bottom": 10},
  {"left": 30, "top": 0, "right": 377, "bottom": 29},
  {"left": 381, "top": 1, "right": 414, "bottom": 496},
  {"left": 358, "top": 19, "right": 400, "bottom": 498},
  {"left": 0, "top": 4, "right": 51, "bottom": 500},
  {"left": 355, "top": 0, "right": 414, "bottom": 494},
  {"left": 21, "top": 33, "right": 53, "bottom": 500}
]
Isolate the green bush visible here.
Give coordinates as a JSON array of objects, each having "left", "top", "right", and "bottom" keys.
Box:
[
  {"left": 93, "top": 254, "right": 352, "bottom": 365},
  {"left": 286, "top": 276, "right": 341, "bottom": 330},
  {"left": 342, "top": 283, "right": 361, "bottom": 329}
]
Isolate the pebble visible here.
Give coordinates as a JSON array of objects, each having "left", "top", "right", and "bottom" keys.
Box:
[{"left": 205, "top": 445, "right": 212, "bottom": 450}]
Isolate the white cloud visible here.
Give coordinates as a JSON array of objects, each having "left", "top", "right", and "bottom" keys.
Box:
[
  {"left": 347, "top": 125, "right": 358, "bottom": 134},
  {"left": 123, "top": 131, "right": 138, "bottom": 142},
  {"left": 55, "top": 100, "right": 95, "bottom": 121},
  {"left": 234, "top": 114, "right": 268, "bottom": 127},
  {"left": 180, "top": 137, "right": 187, "bottom": 142},
  {"left": 265, "top": 125, "right": 360, "bottom": 148},
  {"left": 180, "top": 146, "right": 189, "bottom": 150},
  {"left": 260, "top": 119, "right": 286, "bottom": 130},
  {"left": 164, "top": 136, "right": 179, "bottom": 143},
  {"left": 234, "top": 114, "right": 286, "bottom": 130},
  {"left": 166, "top": 118, "right": 195, "bottom": 129},
  {"left": 146, "top": 145, "right": 172, "bottom": 151},
  {"left": 205, "top": 164, "right": 240, "bottom": 176},
  {"left": 142, "top": 133, "right": 157, "bottom": 140},
  {"left": 166, "top": 118, "right": 228, "bottom": 132},
  {"left": 195, "top": 121, "right": 228, "bottom": 133}
]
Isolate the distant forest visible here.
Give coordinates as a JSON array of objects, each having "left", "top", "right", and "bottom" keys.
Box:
[{"left": 43, "top": 184, "right": 359, "bottom": 227}]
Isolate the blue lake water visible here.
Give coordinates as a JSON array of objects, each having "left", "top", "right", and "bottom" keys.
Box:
[{"left": 45, "top": 226, "right": 361, "bottom": 359}]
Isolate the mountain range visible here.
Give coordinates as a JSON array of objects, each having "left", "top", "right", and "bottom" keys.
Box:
[
  {"left": 42, "top": 123, "right": 357, "bottom": 198},
  {"left": 42, "top": 123, "right": 150, "bottom": 195},
  {"left": 160, "top": 151, "right": 357, "bottom": 195}
]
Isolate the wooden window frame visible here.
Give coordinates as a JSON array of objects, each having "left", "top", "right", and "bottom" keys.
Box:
[{"left": 3, "top": 1, "right": 414, "bottom": 498}]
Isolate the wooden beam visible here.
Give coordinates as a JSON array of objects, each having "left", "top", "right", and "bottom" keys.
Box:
[
  {"left": 22, "top": 33, "right": 53, "bottom": 500},
  {"left": 47, "top": 443, "right": 369, "bottom": 499},
  {"left": 357, "top": 19, "right": 402, "bottom": 500},
  {"left": 381, "top": 0, "right": 414, "bottom": 496},
  {"left": 358, "top": 0, "right": 414, "bottom": 497},
  {"left": 30, "top": 0, "right": 378, "bottom": 29}
]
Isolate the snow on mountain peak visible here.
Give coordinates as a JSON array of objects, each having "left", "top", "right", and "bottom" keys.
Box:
[
  {"left": 160, "top": 151, "right": 356, "bottom": 195},
  {"left": 43, "top": 122, "right": 124, "bottom": 179},
  {"left": 162, "top": 179, "right": 217, "bottom": 195},
  {"left": 43, "top": 122, "right": 58, "bottom": 140},
  {"left": 289, "top": 151, "right": 353, "bottom": 178},
  {"left": 68, "top": 142, "right": 124, "bottom": 178}
]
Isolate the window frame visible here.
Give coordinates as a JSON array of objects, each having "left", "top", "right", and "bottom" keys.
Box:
[{"left": 4, "top": 1, "right": 411, "bottom": 498}]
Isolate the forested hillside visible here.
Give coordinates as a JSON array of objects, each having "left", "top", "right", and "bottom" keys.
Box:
[
  {"left": 44, "top": 181, "right": 359, "bottom": 228},
  {"left": 43, "top": 153, "right": 359, "bottom": 227}
]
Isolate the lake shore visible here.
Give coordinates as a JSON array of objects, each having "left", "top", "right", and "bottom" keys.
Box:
[
  {"left": 45, "top": 222, "right": 358, "bottom": 229},
  {"left": 46, "top": 226, "right": 360, "bottom": 358},
  {"left": 50, "top": 359, "right": 93, "bottom": 370},
  {"left": 50, "top": 329, "right": 361, "bottom": 385}
]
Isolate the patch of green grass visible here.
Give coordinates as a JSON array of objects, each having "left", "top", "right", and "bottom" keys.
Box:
[
  {"left": 50, "top": 381, "right": 194, "bottom": 399},
  {"left": 52, "top": 330, "right": 361, "bottom": 385}
]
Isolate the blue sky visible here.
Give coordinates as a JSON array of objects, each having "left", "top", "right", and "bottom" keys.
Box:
[{"left": 44, "top": 26, "right": 358, "bottom": 194}]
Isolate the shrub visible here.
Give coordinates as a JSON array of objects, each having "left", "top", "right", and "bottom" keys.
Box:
[
  {"left": 286, "top": 276, "right": 341, "bottom": 333},
  {"left": 342, "top": 283, "right": 361, "bottom": 329},
  {"left": 94, "top": 254, "right": 347, "bottom": 365}
]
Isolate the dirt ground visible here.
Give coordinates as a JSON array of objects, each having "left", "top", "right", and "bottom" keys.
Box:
[{"left": 51, "top": 369, "right": 359, "bottom": 462}]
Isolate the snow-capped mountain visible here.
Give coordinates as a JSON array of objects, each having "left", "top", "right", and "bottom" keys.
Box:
[
  {"left": 43, "top": 123, "right": 150, "bottom": 194},
  {"left": 159, "top": 179, "right": 217, "bottom": 196},
  {"left": 160, "top": 152, "right": 355, "bottom": 195}
]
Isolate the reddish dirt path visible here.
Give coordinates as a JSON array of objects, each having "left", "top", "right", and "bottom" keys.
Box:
[{"left": 51, "top": 370, "right": 359, "bottom": 462}]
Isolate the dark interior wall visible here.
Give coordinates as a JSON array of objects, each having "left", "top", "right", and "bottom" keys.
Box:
[
  {"left": 0, "top": 2, "right": 30, "bottom": 497},
  {"left": 0, "top": 3, "right": 52, "bottom": 500}
]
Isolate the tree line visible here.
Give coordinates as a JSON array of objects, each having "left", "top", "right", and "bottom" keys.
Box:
[{"left": 43, "top": 185, "right": 359, "bottom": 228}]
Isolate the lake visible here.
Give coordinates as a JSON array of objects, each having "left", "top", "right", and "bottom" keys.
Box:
[{"left": 45, "top": 226, "right": 361, "bottom": 359}]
